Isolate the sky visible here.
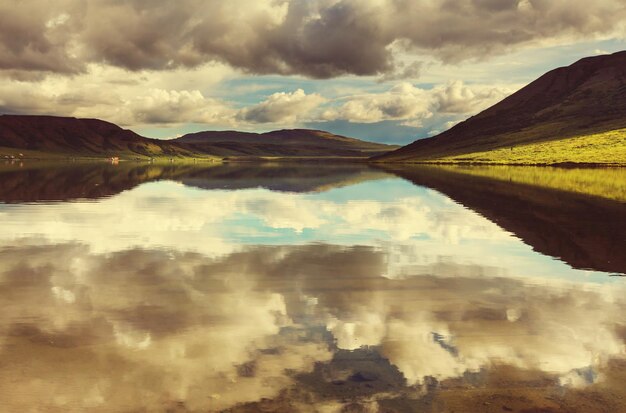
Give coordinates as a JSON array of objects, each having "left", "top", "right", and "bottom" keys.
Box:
[{"left": 0, "top": 0, "right": 625, "bottom": 144}]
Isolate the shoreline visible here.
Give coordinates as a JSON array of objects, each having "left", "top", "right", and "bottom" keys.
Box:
[
  {"left": 2, "top": 152, "right": 626, "bottom": 168},
  {"left": 369, "top": 159, "right": 626, "bottom": 167}
]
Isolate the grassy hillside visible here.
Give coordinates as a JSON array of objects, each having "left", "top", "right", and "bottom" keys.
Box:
[
  {"left": 433, "top": 128, "right": 626, "bottom": 165},
  {"left": 375, "top": 51, "right": 626, "bottom": 163}
]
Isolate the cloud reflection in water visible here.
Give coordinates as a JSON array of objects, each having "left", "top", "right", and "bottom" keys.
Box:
[{"left": 0, "top": 242, "right": 624, "bottom": 411}]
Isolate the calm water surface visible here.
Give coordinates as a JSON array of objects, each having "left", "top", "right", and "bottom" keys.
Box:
[{"left": 0, "top": 162, "right": 624, "bottom": 412}]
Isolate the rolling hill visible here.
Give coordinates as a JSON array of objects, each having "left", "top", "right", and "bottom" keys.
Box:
[
  {"left": 0, "top": 115, "right": 203, "bottom": 159},
  {"left": 0, "top": 115, "right": 396, "bottom": 160},
  {"left": 174, "top": 129, "right": 398, "bottom": 158},
  {"left": 374, "top": 51, "right": 626, "bottom": 164}
]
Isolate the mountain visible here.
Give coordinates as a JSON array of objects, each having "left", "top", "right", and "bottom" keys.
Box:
[
  {"left": 375, "top": 51, "right": 626, "bottom": 163},
  {"left": 174, "top": 129, "right": 398, "bottom": 158},
  {"left": 0, "top": 115, "right": 396, "bottom": 160},
  {"left": 0, "top": 115, "right": 203, "bottom": 159}
]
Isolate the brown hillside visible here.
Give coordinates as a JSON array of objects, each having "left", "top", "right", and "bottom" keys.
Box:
[
  {"left": 0, "top": 115, "right": 197, "bottom": 158},
  {"left": 375, "top": 51, "right": 626, "bottom": 161},
  {"left": 175, "top": 129, "right": 398, "bottom": 157}
]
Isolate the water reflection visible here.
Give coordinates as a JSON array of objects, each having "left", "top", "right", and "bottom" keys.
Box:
[
  {"left": 0, "top": 243, "right": 624, "bottom": 412},
  {"left": 0, "top": 162, "right": 388, "bottom": 202},
  {"left": 379, "top": 164, "right": 626, "bottom": 274},
  {"left": 0, "top": 163, "right": 624, "bottom": 412}
]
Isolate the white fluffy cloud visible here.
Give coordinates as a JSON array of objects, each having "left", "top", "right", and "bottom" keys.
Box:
[
  {"left": 0, "top": 62, "right": 518, "bottom": 129},
  {"left": 127, "top": 89, "right": 235, "bottom": 125},
  {"left": 0, "top": 63, "right": 238, "bottom": 127},
  {"left": 238, "top": 89, "right": 326, "bottom": 124},
  {"left": 433, "top": 80, "right": 515, "bottom": 114},
  {"left": 0, "top": 64, "right": 330, "bottom": 127},
  {"left": 321, "top": 81, "right": 517, "bottom": 126},
  {"left": 322, "top": 83, "right": 433, "bottom": 124}
]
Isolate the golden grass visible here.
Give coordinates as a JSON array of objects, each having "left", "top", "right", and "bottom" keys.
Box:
[
  {"left": 438, "top": 129, "right": 626, "bottom": 165},
  {"left": 433, "top": 164, "right": 626, "bottom": 202}
]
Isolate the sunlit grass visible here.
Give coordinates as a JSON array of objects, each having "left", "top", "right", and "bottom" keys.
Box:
[
  {"left": 437, "top": 129, "right": 626, "bottom": 165},
  {"left": 433, "top": 164, "right": 626, "bottom": 202}
]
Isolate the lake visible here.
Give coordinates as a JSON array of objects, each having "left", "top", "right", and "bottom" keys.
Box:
[{"left": 0, "top": 162, "right": 624, "bottom": 412}]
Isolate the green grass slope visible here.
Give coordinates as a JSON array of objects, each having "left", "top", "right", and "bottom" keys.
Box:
[
  {"left": 437, "top": 128, "right": 626, "bottom": 165},
  {"left": 375, "top": 51, "right": 626, "bottom": 163}
]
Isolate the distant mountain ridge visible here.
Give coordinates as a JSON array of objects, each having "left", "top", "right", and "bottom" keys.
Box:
[
  {"left": 375, "top": 51, "right": 626, "bottom": 162},
  {"left": 0, "top": 115, "right": 396, "bottom": 159},
  {"left": 174, "top": 129, "right": 397, "bottom": 157}
]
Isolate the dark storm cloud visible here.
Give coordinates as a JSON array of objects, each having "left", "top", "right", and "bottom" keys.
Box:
[
  {"left": 1, "top": 0, "right": 625, "bottom": 78},
  {"left": 0, "top": 0, "right": 82, "bottom": 74}
]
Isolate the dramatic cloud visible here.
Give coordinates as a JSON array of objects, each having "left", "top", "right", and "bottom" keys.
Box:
[
  {"left": 1, "top": 0, "right": 625, "bottom": 79},
  {"left": 0, "top": 1, "right": 80, "bottom": 75},
  {"left": 0, "top": 0, "right": 623, "bottom": 142}
]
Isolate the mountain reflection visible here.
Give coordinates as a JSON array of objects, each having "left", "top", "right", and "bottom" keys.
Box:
[
  {"left": 2, "top": 162, "right": 624, "bottom": 276},
  {"left": 379, "top": 164, "right": 626, "bottom": 275},
  {"left": 0, "top": 162, "right": 388, "bottom": 202},
  {"left": 0, "top": 242, "right": 624, "bottom": 412}
]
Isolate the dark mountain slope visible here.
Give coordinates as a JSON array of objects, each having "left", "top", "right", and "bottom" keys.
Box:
[
  {"left": 375, "top": 51, "right": 626, "bottom": 162},
  {"left": 0, "top": 115, "right": 203, "bottom": 158}
]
